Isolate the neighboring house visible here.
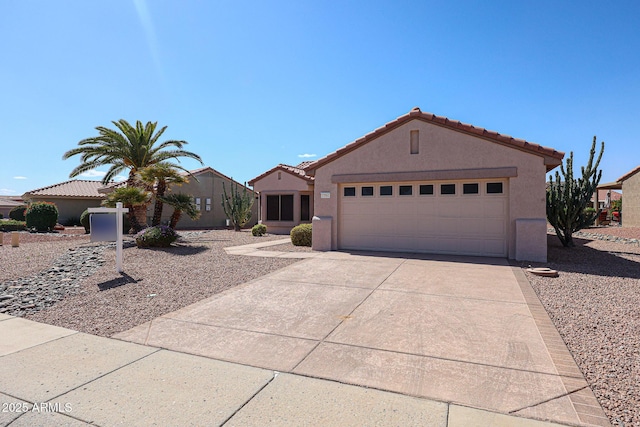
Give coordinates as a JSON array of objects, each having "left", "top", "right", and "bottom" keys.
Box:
[
  {"left": 0, "top": 197, "right": 25, "bottom": 219},
  {"left": 303, "top": 107, "right": 564, "bottom": 262},
  {"left": 152, "top": 166, "right": 259, "bottom": 229},
  {"left": 22, "top": 180, "right": 106, "bottom": 224},
  {"left": 591, "top": 189, "right": 622, "bottom": 209},
  {"left": 598, "top": 165, "right": 640, "bottom": 227},
  {"left": 248, "top": 163, "right": 314, "bottom": 234}
]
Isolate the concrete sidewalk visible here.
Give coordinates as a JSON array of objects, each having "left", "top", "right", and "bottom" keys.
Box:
[
  {"left": 1, "top": 315, "right": 574, "bottom": 427},
  {"left": 0, "top": 249, "right": 610, "bottom": 426}
]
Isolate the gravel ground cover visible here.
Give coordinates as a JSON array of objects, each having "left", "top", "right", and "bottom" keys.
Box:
[
  {"left": 525, "top": 229, "right": 640, "bottom": 427},
  {"left": 2, "top": 230, "right": 299, "bottom": 337}
]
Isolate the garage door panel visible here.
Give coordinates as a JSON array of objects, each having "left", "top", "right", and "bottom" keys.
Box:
[{"left": 339, "top": 181, "right": 507, "bottom": 257}]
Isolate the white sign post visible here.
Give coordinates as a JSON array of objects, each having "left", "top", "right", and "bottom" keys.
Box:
[{"left": 88, "top": 202, "right": 129, "bottom": 273}]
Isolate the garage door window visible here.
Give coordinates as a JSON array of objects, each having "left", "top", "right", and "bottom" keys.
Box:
[
  {"left": 487, "top": 182, "right": 503, "bottom": 194},
  {"left": 463, "top": 183, "right": 479, "bottom": 194},
  {"left": 399, "top": 185, "right": 413, "bottom": 196},
  {"left": 266, "top": 195, "right": 294, "bottom": 221},
  {"left": 361, "top": 186, "right": 374, "bottom": 196},
  {"left": 380, "top": 185, "right": 393, "bottom": 196},
  {"left": 344, "top": 187, "right": 356, "bottom": 197},
  {"left": 419, "top": 184, "right": 434, "bottom": 195},
  {"left": 441, "top": 184, "right": 456, "bottom": 195}
]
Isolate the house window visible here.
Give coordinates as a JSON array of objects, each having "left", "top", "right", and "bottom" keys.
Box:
[
  {"left": 361, "top": 186, "right": 374, "bottom": 196},
  {"left": 463, "top": 183, "right": 479, "bottom": 194},
  {"left": 205, "top": 198, "right": 212, "bottom": 211},
  {"left": 410, "top": 130, "right": 419, "bottom": 154},
  {"left": 343, "top": 187, "right": 356, "bottom": 197},
  {"left": 195, "top": 197, "right": 201, "bottom": 211},
  {"left": 266, "top": 195, "right": 294, "bottom": 221},
  {"left": 440, "top": 184, "right": 456, "bottom": 195},
  {"left": 300, "top": 195, "right": 310, "bottom": 221},
  {"left": 399, "top": 185, "right": 413, "bottom": 196},
  {"left": 380, "top": 185, "right": 393, "bottom": 196},
  {"left": 487, "top": 182, "right": 503, "bottom": 194},
  {"left": 419, "top": 184, "right": 434, "bottom": 195}
]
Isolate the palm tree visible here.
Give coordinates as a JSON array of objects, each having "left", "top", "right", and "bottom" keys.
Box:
[
  {"left": 63, "top": 119, "right": 203, "bottom": 231},
  {"left": 139, "top": 163, "right": 192, "bottom": 226},
  {"left": 102, "top": 187, "right": 151, "bottom": 233},
  {"left": 159, "top": 193, "right": 200, "bottom": 228}
]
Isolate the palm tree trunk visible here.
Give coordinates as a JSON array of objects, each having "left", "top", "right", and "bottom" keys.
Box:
[
  {"left": 152, "top": 180, "right": 167, "bottom": 226},
  {"left": 169, "top": 211, "right": 182, "bottom": 229}
]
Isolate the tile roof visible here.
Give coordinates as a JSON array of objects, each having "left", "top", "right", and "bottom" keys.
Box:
[
  {"left": 23, "top": 180, "right": 107, "bottom": 199},
  {"left": 248, "top": 164, "right": 315, "bottom": 186},
  {"left": 0, "top": 198, "right": 25, "bottom": 207},
  {"left": 304, "top": 107, "right": 565, "bottom": 173},
  {"left": 183, "top": 166, "right": 254, "bottom": 190},
  {"left": 616, "top": 165, "right": 640, "bottom": 183}
]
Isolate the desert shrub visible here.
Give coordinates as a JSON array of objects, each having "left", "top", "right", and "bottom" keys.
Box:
[
  {"left": 80, "top": 209, "right": 90, "bottom": 233},
  {"left": 252, "top": 223, "right": 267, "bottom": 236},
  {"left": 135, "top": 225, "right": 178, "bottom": 248},
  {"left": 9, "top": 205, "right": 27, "bottom": 221},
  {"left": 0, "top": 220, "right": 26, "bottom": 232},
  {"left": 25, "top": 202, "right": 58, "bottom": 232},
  {"left": 290, "top": 223, "right": 312, "bottom": 246},
  {"left": 62, "top": 216, "right": 81, "bottom": 226}
]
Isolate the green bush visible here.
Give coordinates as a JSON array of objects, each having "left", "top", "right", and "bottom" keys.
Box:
[
  {"left": 0, "top": 220, "right": 26, "bottom": 232},
  {"left": 135, "top": 225, "right": 178, "bottom": 248},
  {"left": 25, "top": 202, "right": 58, "bottom": 232},
  {"left": 9, "top": 205, "right": 27, "bottom": 221},
  {"left": 290, "top": 223, "right": 312, "bottom": 246},
  {"left": 252, "top": 223, "right": 267, "bottom": 236},
  {"left": 584, "top": 207, "right": 597, "bottom": 216},
  {"left": 0, "top": 213, "right": 3, "bottom": 219},
  {"left": 62, "top": 216, "right": 80, "bottom": 226},
  {"left": 80, "top": 209, "right": 90, "bottom": 233}
]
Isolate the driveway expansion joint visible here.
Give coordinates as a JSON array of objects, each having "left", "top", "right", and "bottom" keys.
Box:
[{"left": 220, "top": 371, "right": 278, "bottom": 426}]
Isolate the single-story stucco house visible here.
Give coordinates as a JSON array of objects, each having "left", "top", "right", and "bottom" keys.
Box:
[
  {"left": 248, "top": 162, "right": 314, "bottom": 234},
  {"left": 21, "top": 166, "right": 258, "bottom": 229},
  {"left": 598, "top": 165, "right": 640, "bottom": 227},
  {"left": 22, "top": 180, "right": 106, "bottom": 224},
  {"left": 98, "top": 166, "right": 258, "bottom": 229},
  {"left": 280, "top": 107, "right": 564, "bottom": 262},
  {"left": 155, "top": 166, "right": 259, "bottom": 229},
  {"left": 0, "top": 197, "right": 26, "bottom": 219}
]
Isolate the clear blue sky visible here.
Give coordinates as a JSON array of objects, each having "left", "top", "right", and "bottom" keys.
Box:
[{"left": 1, "top": 0, "right": 638, "bottom": 196}]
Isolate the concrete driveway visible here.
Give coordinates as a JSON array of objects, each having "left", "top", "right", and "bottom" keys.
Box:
[{"left": 115, "top": 251, "right": 608, "bottom": 426}]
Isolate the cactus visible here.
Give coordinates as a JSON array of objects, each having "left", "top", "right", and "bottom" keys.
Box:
[
  {"left": 221, "top": 181, "right": 254, "bottom": 231},
  {"left": 546, "top": 136, "right": 604, "bottom": 247}
]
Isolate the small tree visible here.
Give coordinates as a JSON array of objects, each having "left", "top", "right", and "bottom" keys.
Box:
[
  {"left": 546, "top": 136, "right": 604, "bottom": 247},
  {"left": 221, "top": 181, "right": 254, "bottom": 231},
  {"left": 102, "top": 187, "right": 151, "bottom": 233},
  {"left": 160, "top": 193, "right": 201, "bottom": 228}
]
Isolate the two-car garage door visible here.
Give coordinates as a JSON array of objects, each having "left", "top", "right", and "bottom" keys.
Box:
[{"left": 339, "top": 179, "right": 508, "bottom": 257}]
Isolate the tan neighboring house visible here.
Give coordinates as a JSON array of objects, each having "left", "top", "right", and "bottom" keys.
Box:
[
  {"left": 248, "top": 163, "right": 314, "bottom": 234},
  {"left": 598, "top": 165, "right": 640, "bottom": 227},
  {"left": 150, "top": 166, "right": 259, "bottom": 229},
  {"left": 301, "top": 107, "right": 564, "bottom": 262},
  {"left": 0, "top": 197, "right": 25, "bottom": 219},
  {"left": 22, "top": 180, "right": 106, "bottom": 224}
]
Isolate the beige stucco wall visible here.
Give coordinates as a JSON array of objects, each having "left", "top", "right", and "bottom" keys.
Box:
[
  {"left": 251, "top": 170, "right": 314, "bottom": 234},
  {"left": 312, "top": 119, "right": 549, "bottom": 260},
  {"left": 152, "top": 171, "right": 258, "bottom": 229},
  {"left": 622, "top": 173, "right": 640, "bottom": 227},
  {"left": 27, "top": 197, "right": 103, "bottom": 224}
]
